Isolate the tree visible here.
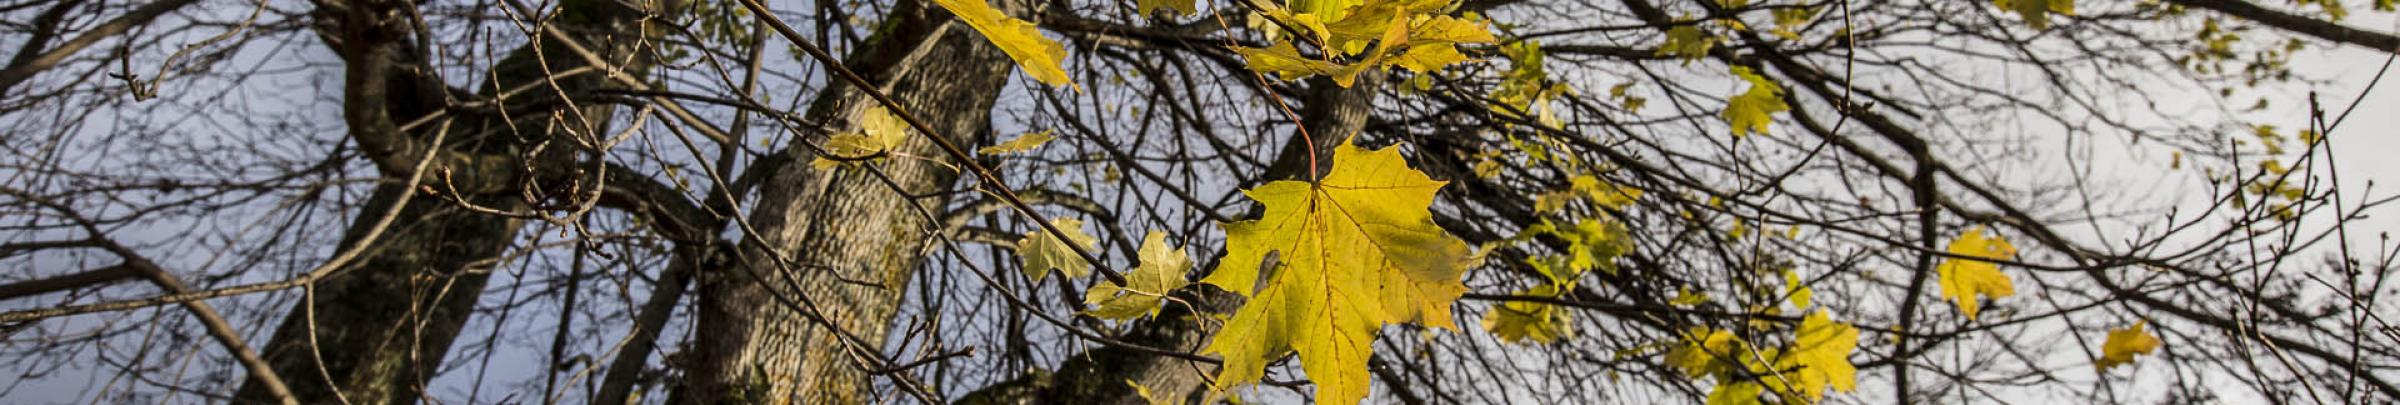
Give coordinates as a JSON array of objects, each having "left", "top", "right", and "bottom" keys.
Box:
[{"left": 6, "top": 0, "right": 2400, "bottom": 403}]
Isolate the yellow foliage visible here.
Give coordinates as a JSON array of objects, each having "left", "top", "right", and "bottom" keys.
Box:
[
  {"left": 810, "top": 106, "right": 913, "bottom": 169},
  {"left": 928, "top": 0, "right": 1074, "bottom": 87},
  {"left": 1203, "top": 139, "right": 1476, "bottom": 404},
  {"left": 1235, "top": 41, "right": 1343, "bottom": 80},
  {"left": 1657, "top": 25, "right": 1717, "bottom": 61},
  {"left": 1083, "top": 231, "right": 1193, "bottom": 320},
  {"left": 2096, "top": 321, "right": 2162, "bottom": 371},
  {"left": 1766, "top": 310, "right": 1859, "bottom": 401},
  {"left": 1723, "top": 66, "right": 1789, "bottom": 137},
  {"left": 1483, "top": 283, "right": 1574, "bottom": 344},
  {"left": 1937, "top": 226, "right": 2018, "bottom": 319},
  {"left": 978, "top": 129, "right": 1057, "bottom": 155},
  {"left": 1017, "top": 218, "right": 1099, "bottom": 281}
]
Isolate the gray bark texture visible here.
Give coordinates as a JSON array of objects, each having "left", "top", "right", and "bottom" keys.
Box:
[
  {"left": 234, "top": 0, "right": 670, "bottom": 401},
  {"left": 674, "top": 1, "right": 1017, "bottom": 403}
]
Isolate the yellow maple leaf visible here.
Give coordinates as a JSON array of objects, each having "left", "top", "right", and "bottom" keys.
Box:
[
  {"left": 1235, "top": 40, "right": 1343, "bottom": 80},
  {"left": 1017, "top": 218, "right": 1099, "bottom": 281},
  {"left": 1771, "top": 6, "right": 1820, "bottom": 40},
  {"left": 1937, "top": 226, "right": 2017, "bottom": 319},
  {"left": 1706, "top": 381, "right": 1766, "bottom": 405},
  {"left": 1392, "top": 44, "right": 1470, "bottom": 73},
  {"left": 1483, "top": 283, "right": 1574, "bottom": 344},
  {"left": 1723, "top": 66, "right": 1789, "bottom": 137},
  {"left": 1320, "top": 0, "right": 1449, "bottom": 45},
  {"left": 1656, "top": 25, "right": 1717, "bottom": 62},
  {"left": 1408, "top": 15, "right": 1497, "bottom": 45},
  {"left": 1784, "top": 269, "right": 1813, "bottom": 309},
  {"left": 1570, "top": 174, "right": 1643, "bottom": 209},
  {"left": 1202, "top": 139, "right": 1475, "bottom": 405},
  {"left": 1766, "top": 310, "right": 1858, "bottom": 401},
  {"left": 809, "top": 106, "right": 913, "bottom": 169},
  {"left": 2096, "top": 321, "right": 2162, "bottom": 371},
  {"left": 978, "top": 129, "right": 1057, "bottom": 155},
  {"left": 927, "top": 0, "right": 1074, "bottom": 87},
  {"left": 1083, "top": 231, "right": 1192, "bottom": 319}
]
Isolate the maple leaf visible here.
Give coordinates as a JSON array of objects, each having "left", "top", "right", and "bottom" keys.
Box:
[
  {"left": 1083, "top": 231, "right": 1192, "bottom": 319},
  {"left": 1408, "top": 15, "right": 1498, "bottom": 44},
  {"left": 1771, "top": 6, "right": 1820, "bottom": 40},
  {"left": 1666, "top": 327, "right": 1742, "bottom": 377},
  {"left": 2096, "top": 321, "right": 2162, "bottom": 371},
  {"left": 1483, "top": 283, "right": 1574, "bottom": 344},
  {"left": 1705, "top": 381, "right": 1765, "bottom": 405},
  {"left": 1289, "top": 0, "right": 1366, "bottom": 19},
  {"left": 1246, "top": 1, "right": 1492, "bottom": 85},
  {"left": 1570, "top": 174, "right": 1643, "bottom": 209},
  {"left": 1656, "top": 25, "right": 1717, "bottom": 62},
  {"left": 978, "top": 129, "right": 1056, "bottom": 155},
  {"left": 1723, "top": 66, "right": 1789, "bottom": 137},
  {"left": 1201, "top": 139, "right": 1475, "bottom": 405},
  {"left": 1320, "top": 0, "right": 1451, "bottom": 44},
  {"left": 1392, "top": 44, "right": 1470, "bottom": 73},
  {"left": 1783, "top": 269, "right": 1814, "bottom": 309},
  {"left": 1017, "top": 218, "right": 1099, "bottom": 281},
  {"left": 927, "top": 0, "right": 1074, "bottom": 87},
  {"left": 1937, "top": 226, "right": 2018, "bottom": 319},
  {"left": 1766, "top": 310, "right": 1858, "bottom": 401},
  {"left": 1522, "top": 217, "right": 1629, "bottom": 275},
  {"left": 810, "top": 106, "right": 912, "bottom": 169},
  {"left": 1236, "top": 41, "right": 1342, "bottom": 81}
]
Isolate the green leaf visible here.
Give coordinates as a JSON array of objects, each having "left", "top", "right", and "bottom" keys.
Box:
[{"left": 1203, "top": 139, "right": 1476, "bottom": 405}]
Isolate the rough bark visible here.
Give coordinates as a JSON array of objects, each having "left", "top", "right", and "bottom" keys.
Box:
[
  {"left": 233, "top": 0, "right": 669, "bottom": 401},
  {"left": 674, "top": 1, "right": 1017, "bottom": 403},
  {"left": 957, "top": 73, "right": 1386, "bottom": 404}
]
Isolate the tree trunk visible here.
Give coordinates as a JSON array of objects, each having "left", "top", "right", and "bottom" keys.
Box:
[
  {"left": 675, "top": 1, "right": 1016, "bottom": 403},
  {"left": 957, "top": 73, "right": 1385, "bottom": 404},
  {"left": 235, "top": 0, "right": 668, "bottom": 401},
  {"left": 238, "top": 186, "right": 527, "bottom": 404}
]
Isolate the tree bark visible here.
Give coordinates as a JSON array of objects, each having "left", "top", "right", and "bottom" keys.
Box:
[
  {"left": 235, "top": 0, "right": 670, "bottom": 401},
  {"left": 957, "top": 73, "right": 1386, "bottom": 404},
  {"left": 674, "top": 1, "right": 1017, "bottom": 403}
]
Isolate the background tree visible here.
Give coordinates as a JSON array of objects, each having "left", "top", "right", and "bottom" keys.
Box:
[{"left": 6, "top": 0, "right": 2400, "bottom": 403}]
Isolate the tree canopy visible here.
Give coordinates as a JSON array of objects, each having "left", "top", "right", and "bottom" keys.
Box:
[{"left": 6, "top": 0, "right": 2400, "bottom": 403}]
